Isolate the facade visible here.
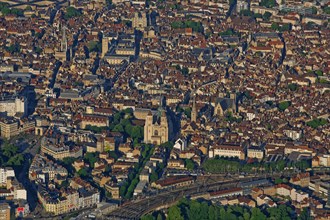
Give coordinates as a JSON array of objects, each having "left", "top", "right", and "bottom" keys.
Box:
[
  {"left": 144, "top": 109, "right": 171, "bottom": 145},
  {"left": 213, "top": 93, "right": 237, "bottom": 117},
  {"left": 0, "top": 168, "right": 15, "bottom": 185},
  {"left": 151, "top": 176, "right": 195, "bottom": 189},
  {"left": 41, "top": 144, "right": 83, "bottom": 160},
  {"left": 36, "top": 173, "right": 100, "bottom": 215},
  {"left": 236, "top": 0, "right": 249, "bottom": 13},
  {"left": 0, "top": 117, "right": 35, "bottom": 139},
  {"left": 209, "top": 145, "right": 246, "bottom": 160},
  {"left": 0, "top": 97, "right": 27, "bottom": 117},
  {"left": 247, "top": 147, "right": 264, "bottom": 161},
  {"left": 132, "top": 12, "right": 147, "bottom": 30},
  {"left": 81, "top": 114, "right": 110, "bottom": 129},
  {"left": 209, "top": 187, "right": 243, "bottom": 199},
  {"left": 29, "top": 154, "right": 68, "bottom": 182},
  {"left": 0, "top": 203, "right": 10, "bottom": 220}
]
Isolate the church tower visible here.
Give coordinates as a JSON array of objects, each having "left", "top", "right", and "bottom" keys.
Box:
[
  {"left": 143, "top": 97, "right": 171, "bottom": 145},
  {"left": 191, "top": 96, "right": 197, "bottom": 122},
  {"left": 60, "top": 26, "right": 68, "bottom": 52}
]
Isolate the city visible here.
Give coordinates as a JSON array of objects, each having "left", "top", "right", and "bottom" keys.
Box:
[{"left": 0, "top": 0, "right": 329, "bottom": 219}]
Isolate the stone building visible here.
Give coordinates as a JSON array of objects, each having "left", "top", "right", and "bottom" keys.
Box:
[
  {"left": 132, "top": 12, "right": 147, "bottom": 31},
  {"left": 213, "top": 93, "right": 237, "bottom": 117},
  {"left": 144, "top": 103, "right": 172, "bottom": 145}
]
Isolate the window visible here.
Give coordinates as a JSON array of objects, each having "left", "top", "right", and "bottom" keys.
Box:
[{"left": 154, "top": 130, "right": 159, "bottom": 136}]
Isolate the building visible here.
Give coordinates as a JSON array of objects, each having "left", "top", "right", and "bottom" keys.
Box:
[
  {"left": 236, "top": 0, "right": 249, "bottom": 13},
  {"left": 104, "top": 183, "right": 120, "bottom": 199},
  {"left": 37, "top": 178, "right": 100, "bottom": 215},
  {"left": 151, "top": 176, "right": 195, "bottom": 189},
  {"left": 0, "top": 96, "right": 27, "bottom": 117},
  {"left": 0, "top": 203, "right": 10, "bottom": 220},
  {"left": 209, "top": 187, "right": 243, "bottom": 199},
  {"left": 132, "top": 12, "right": 147, "bottom": 30},
  {"left": 0, "top": 168, "right": 15, "bottom": 185},
  {"left": 290, "top": 173, "right": 310, "bottom": 187},
  {"left": 213, "top": 93, "right": 237, "bottom": 117},
  {"left": 191, "top": 97, "right": 197, "bottom": 122},
  {"left": 173, "top": 138, "right": 187, "bottom": 151},
  {"left": 247, "top": 146, "right": 264, "bottom": 161},
  {"left": 0, "top": 117, "right": 35, "bottom": 139},
  {"left": 80, "top": 114, "right": 110, "bottom": 129},
  {"left": 54, "top": 25, "right": 68, "bottom": 61},
  {"left": 134, "top": 180, "right": 147, "bottom": 196},
  {"left": 209, "top": 144, "right": 246, "bottom": 160},
  {"left": 29, "top": 154, "right": 68, "bottom": 182},
  {"left": 144, "top": 107, "right": 171, "bottom": 145}
]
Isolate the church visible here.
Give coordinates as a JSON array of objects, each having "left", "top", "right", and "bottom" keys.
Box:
[
  {"left": 143, "top": 102, "right": 172, "bottom": 145},
  {"left": 213, "top": 93, "right": 237, "bottom": 117}
]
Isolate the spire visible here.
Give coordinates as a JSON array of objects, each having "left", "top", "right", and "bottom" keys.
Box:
[
  {"left": 61, "top": 25, "right": 67, "bottom": 52},
  {"left": 191, "top": 96, "right": 197, "bottom": 122}
]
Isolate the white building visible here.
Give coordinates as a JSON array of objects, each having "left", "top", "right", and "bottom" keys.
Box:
[
  {"left": 236, "top": 0, "right": 249, "bottom": 13},
  {"left": 0, "top": 97, "right": 27, "bottom": 117},
  {"left": 173, "top": 138, "right": 187, "bottom": 151},
  {"left": 14, "top": 189, "right": 27, "bottom": 200},
  {"left": 284, "top": 129, "right": 302, "bottom": 140},
  {"left": 0, "top": 168, "right": 15, "bottom": 185}
]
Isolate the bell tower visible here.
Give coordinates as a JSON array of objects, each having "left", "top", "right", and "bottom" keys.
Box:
[
  {"left": 60, "top": 25, "right": 68, "bottom": 52},
  {"left": 191, "top": 96, "right": 197, "bottom": 122}
]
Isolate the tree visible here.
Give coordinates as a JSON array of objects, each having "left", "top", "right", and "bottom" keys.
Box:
[
  {"left": 311, "top": 6, "right": 317, "bottom": 14},
  {"left": 288, "top": 83, "right": 298, "bottom": 91},
  {"left": 240, "top": 9, "right": 253, "bottom": 16},
  {"left": 141, "top": 215, "right": 154, "bottom": 220},
  {"left": 278, "top": 101, "right": 291, "bottom": 111},
  {"left": 243, "top": 212, "right": 250, "bottom": 220},
  {"left": 6, "top": 44, "right": 21, "bottom": 54},
  {"left": 298, "top": 208, "right": 312, "bottom": 220},
  {"left": 275, "top": 178, "right": 283, "bottom": 184},
  {"left": 167, "top": 206, "right": 184, "bottom": 220},
  {"left": 251, "top": 207, "right": 266, "bottom": 220},
  {"left": 131, "top": 126, "right": 143, "bottom": 140},
  {"left": 65, "top": 6, "right": 82, "bottom": 19},
  {"left": 60, "top": 180, "right": 70, "bottom": 188},
  {"left": 171, "top": 21, "right": 203, "bottom": 33},
  {"left": 315, "top": 70, "right": 323, "bottom": 76},
  {"left": 267, "top": 204, "right": 292, "bottom": 220},
  {"left": 84, "top": 152, "right": 97, "bottom": 168},
  {"left": 77, "top": 168, "right": 88, "bottom": 177},
  {"left": 88, "top": 41, "right": 101, "bottom": 52},
  {"left": 324, "top": 6, "right": 330, "bottom": 14},
  {"left": 150, "top": 171, "right": 158, "bottom": 182},
  {"left": 260, "top": 0, "right": 276, "bottom": 8},
  {"left": 208, "top": 205, "right": 217, "bottom": 220},
  {"left": 119, "top": 185, "right": 127, "bottom": 197},
  {"left": 181, "top": 67, "right": 189, "bottom": 75},
  {"left": 123, "top": 108, "right": 133, "bottom": 115},
  {"left": 2, "top": 141, "right": 18, "bottom": 158},
  {"left": 185, "top": 159, "right": 196, "bottom": 171},
  {"left": 35, "top": 47, "right": 42, "bottom": 54},
  {"left": 263, "top": 11, "right": 272, "bottom": 21},
  {"left": 271, "top": 23, "right": 280, "bottom": 31},
  {"left": 113, "top": 124, "right": 124, "bottom": 132},
  {"left": 184, "top": 107, "right": 192, "bottom": 118},
  {"left": 253, "top": 13, "right": 262, "bottom": 19},
  {"left": 306, "top": 118, "right": 328, "bottom": 129},
  {"left": 219, "top": 28, "right": 237, "bottom": 36},
  {"left": 6, "top": 154, "right": 24, "bottom": 166}
]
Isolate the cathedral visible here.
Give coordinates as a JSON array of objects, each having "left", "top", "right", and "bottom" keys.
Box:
[{"left": 144, "top": 103, "right": 172, "bottom": 145}]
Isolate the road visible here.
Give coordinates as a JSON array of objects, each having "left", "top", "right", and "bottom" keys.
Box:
[
  {"left": 106, "top": 173, "right": 295, "bottom": 219},
  {"left": 11, "top": 134, "right": 42, "bottom": 215}
]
